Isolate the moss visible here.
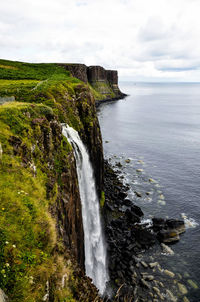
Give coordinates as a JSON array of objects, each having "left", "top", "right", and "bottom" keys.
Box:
[
  {"left": 89, "top": 81, "right": 115, "bottom": 100},
  {"left": 100, "top": 191, "right": 105, "bottom": 208}
]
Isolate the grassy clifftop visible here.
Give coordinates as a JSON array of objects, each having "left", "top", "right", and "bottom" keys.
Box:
[
  {"left": 0, "top": 60, "right": 103, "bottom": 301},
  {"left": 0, "top": 59, "right": 121, "bottom": 104}
]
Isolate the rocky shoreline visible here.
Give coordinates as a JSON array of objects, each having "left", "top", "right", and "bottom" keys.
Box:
[{"left": 103, "top": 160, "right": 190, "bottom": 302}]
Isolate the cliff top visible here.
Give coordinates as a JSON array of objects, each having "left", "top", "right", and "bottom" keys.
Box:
[{"left": 0, "top": 59, "right": 122, "bottom": 103}]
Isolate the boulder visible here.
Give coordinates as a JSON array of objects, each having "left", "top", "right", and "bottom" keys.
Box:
[
  {"left": 131, "top": 205, "right": 144, "bottom": 217},
  {"left": 135, "top": 191, "right": 142, "bottom": 197},
  {"left": 158, "top": 230, "right": 180, "bottom": 243},
  {"left": 161, "top": 243, "right": 174, "bottom": 255},
  {"left": 152, "top": 217, "right": 185, "bottom": 243},
  {"left": 152, "top": 218, "right": 166, "bottom": 232},
  {"left": 166, "top": 219, "right": 185, "bottom": 234},
  {"left": 125, "top": 209, "right": 140, "bottom": 223}
]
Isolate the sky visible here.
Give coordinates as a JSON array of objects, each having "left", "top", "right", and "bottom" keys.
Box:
[{"left": 1, "top": 0, "right": 200, "bottom": 81}]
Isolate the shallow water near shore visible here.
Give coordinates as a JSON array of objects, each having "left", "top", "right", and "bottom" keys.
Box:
[{"left": 98, "top": 82, "right": 200, "bottom": 301}]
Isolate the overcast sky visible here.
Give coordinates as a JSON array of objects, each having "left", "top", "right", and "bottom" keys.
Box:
[{"left": 1, "top": 0, "right": 200, "bottom": 81}]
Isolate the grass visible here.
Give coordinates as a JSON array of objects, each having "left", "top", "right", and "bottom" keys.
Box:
[
  {"left": 90, "top": 81, "right": 115, "bottom": 100},
  {"left": 0, "top": 101, "right": 82, "bottom": 301},
  {"left": 0, "top": 59, "right": 117, "bottom": 103},
  {"left": 0, "top": 154, "right": 56, "bottom": 301},
  {"left": 0, "top": 155, "right": 78, "bottom": 301},
  {"left": 0, "top": 60, "right": 82, "bottom": 106},
  {"left": 0, "top": 59, "right": 71, "bottom": 80}
]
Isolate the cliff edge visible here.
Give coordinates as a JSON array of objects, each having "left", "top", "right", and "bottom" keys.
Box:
[{"left": 57, "top": 63, "right": 126, "bottom": 104}]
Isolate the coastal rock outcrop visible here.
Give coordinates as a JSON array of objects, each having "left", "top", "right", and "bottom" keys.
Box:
[
  {"left": 152, "top": 218, "right": 185, "bottom": 243},
  {"left": 57, "top": 63, "right": 125, "bottom": 103},
  {"left": 57, "top": 63, "right": 88, "bottom": 83}
]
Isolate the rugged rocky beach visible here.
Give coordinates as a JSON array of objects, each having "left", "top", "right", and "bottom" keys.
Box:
[
  {"left": 98, "top": 82, "right": 200, "bottom": 302},
  {"left": 102, "top": 160, "right": 189, "bottom": 302}
]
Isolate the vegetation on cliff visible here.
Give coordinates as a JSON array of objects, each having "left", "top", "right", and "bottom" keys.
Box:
[{"left": 0, "top": 59, "right": 104, "bottom": 301}]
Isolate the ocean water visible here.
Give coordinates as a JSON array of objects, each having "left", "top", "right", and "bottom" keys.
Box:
[{"left": 98, "top": 82, "right": 200, "bottom": 301}]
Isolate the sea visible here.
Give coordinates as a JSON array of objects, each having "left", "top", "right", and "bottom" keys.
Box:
[{"left": 97, "top": 82, "right": 200, "bottom": 302}]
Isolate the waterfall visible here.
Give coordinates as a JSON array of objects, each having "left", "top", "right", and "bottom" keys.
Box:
[{"left": 62, "top": 125, "right": 108, "bottom": 294}]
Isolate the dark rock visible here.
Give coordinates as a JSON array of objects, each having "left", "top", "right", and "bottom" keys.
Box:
[
  {"left": 127, "top": 243, "right": 136, "bottom": 251},
  {"left": 152, "top": 218, "right": 166, "bottom": 232},
  {"left": 118, "top": 191, "right": 128, "bottom": 199},
  {"left": 135, "top": 228, "right": 156, "bottom": 247},
  {"left": 116, "top": 162, "right": 122, "bottom": 167},
  {"left": 122, "top": 199, "right": 132, "bottom": 207},
  {"left": 141, "top": 278, "right": 151, "bottom": 289},
  {"left": 152, "top": 217, "right": 185, "bottom": 243},
  {"left": 135, "top": 191, "right": 142, "bottom": 197},
  {"left": 105, "top": 203, "right": 114, "bottom": 211},
  {"left": 131, "top": 205, "right": 144, "bottom": 217},
  {"left": 115, "top": 284, "right": 134, "bottom": 300},
  {"left": 166, "top": 219, "right": 185, "bottom": 234},
  {"left": 125, "top": 209, "right": 140, "bottom": 223},
  {"left": 158, "top": 230, "right": 180, "bottom": 243}
]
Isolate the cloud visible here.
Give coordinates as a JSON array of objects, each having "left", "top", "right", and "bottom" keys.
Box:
[
  {"left": 138, "top": 17, "right": 170, "bottom": 42},
  {"left": 157, "top": 66, "right": 199, "bottom": 72},
  {"left": 1, "top": 0, "right": 200, "bottom": 81}
]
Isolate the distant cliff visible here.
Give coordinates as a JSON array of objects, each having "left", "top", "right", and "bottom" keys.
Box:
[{"left": 57, "top": 63, "right": 125, "bottom": 104}]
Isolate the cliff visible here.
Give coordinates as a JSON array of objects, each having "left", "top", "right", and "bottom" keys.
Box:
[
  {"left": 0, "top": 59, "right": 105, "bottom": 301},
  {"left": 57, "top": 63, "right": 125, "bottom": 103}
]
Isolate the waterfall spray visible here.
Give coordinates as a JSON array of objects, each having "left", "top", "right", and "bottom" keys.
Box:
[{"left": 62, "top": 125, "right": 108, "bottom": 294}]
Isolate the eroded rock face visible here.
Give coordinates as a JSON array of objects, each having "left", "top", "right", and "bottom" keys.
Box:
[
  {"left": 57, "top": 63, "right": 123, "bottom": 99},
  {"left": 74, "top": 85, "right": 104, "bottom": 198},
  {"left": 57, "top": 152, "right": 85, "bottom": 268},
  {"left": 106, "top": 70, "right": 118, "bottom": 85},
  {"left": 57, "top": 63, "right": 120, "bottom": 87},
  {"left": 57, "top": 63, "right": 88, "bottom": 83},
  {"left": 87, "top": 66, "right": 107, "bottom": 82}
]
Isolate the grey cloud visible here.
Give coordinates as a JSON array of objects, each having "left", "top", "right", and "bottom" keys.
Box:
[
  {"left": 138, "top": 17, "right": 169, "bottom": 42},
  {"left": 1, "top": 0, "right": 200, "bottom": 81},
  {"left": 157, "top": 66, "right": 199, "bottom": 72}
]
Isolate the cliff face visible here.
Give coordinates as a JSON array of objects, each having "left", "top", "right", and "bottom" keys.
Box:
[
  {"left": 0, "top": 60, "right": 104, "bottom": 301},
  {"left": 57, "top": 63, "right": 88, "bottom": 83},
  {"left": 57, "top": 63, "right": 124, "bottom": 101}
]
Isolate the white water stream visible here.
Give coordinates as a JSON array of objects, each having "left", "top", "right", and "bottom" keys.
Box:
[{"left": 62, "top": 125, "right": 108, "bottom": 294}]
